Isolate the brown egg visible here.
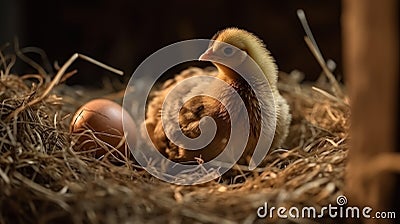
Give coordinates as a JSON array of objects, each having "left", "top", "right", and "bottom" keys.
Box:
[{"left": 70, "top": 99, "right": 136, "bottom": 160}]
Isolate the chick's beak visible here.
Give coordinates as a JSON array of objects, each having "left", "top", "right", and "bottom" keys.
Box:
[{"left": 199, "top": 47, "right": 214, "bottom": 61}]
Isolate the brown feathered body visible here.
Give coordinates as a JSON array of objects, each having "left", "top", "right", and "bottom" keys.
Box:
[{"left": 143, "top": 28, "right": 291, "bottom": 165}]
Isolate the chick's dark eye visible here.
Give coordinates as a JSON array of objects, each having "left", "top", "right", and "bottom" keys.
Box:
[{"left": 223, "top": 47, "right": 234, "bottom": 56}]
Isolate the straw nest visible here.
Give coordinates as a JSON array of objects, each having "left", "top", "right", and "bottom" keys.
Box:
[{"left": 0, "top": 48, "right": 350, "bottom": 223}]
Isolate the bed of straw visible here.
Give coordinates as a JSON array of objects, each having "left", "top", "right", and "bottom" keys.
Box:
[{"left": 0, "top": 45, "right": 350, "bottom": 224}]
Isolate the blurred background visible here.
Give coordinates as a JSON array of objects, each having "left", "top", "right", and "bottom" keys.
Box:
[{"left": 0, "top": 0, "right": 342, "bottom": 86}]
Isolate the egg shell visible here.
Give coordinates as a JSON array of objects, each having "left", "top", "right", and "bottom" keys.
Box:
[{"left": 70, "top": 99, "right": 136, "bottom": 159}]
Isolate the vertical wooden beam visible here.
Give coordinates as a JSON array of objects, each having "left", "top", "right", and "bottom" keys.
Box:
[{"left": 342, "top": 0, "right": 399, "bottom": 222}]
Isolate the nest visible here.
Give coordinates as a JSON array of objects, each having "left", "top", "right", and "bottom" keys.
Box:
[{"left": 0, "top": 48, "right": 350, "bottom": 223}]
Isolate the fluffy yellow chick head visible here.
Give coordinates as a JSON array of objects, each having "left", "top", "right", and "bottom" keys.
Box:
[
  {"left": 199, "top": 28, "right": 248, "bottom": 68},
  {"left": 199, "top": 28, "right": 278, "bottom": 85}
]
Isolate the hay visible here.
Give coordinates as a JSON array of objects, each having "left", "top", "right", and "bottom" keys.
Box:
[{"left": 0, "top": 48, "right": 350, "bottom": 223}]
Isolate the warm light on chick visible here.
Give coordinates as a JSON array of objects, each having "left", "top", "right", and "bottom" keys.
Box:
[{"left": 144, "top": 28, "right": 291, "bottom": 166}]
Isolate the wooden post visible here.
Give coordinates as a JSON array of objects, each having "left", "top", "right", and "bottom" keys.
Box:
[{"left": 342, "top": 0, "right": 399, "bottom": 223}]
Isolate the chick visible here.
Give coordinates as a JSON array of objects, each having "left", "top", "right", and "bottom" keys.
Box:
[{"left": 143, "top": 28, "right": 291, "bottom": 166}]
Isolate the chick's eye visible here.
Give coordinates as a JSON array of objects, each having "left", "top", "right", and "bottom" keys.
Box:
[{"left": 222, "top": 46, "right": 234, "bottom": 56}]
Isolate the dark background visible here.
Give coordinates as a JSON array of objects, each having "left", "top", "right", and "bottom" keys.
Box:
[{"left": 0, "top": 0, "right": 342, "bottom": 86}]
